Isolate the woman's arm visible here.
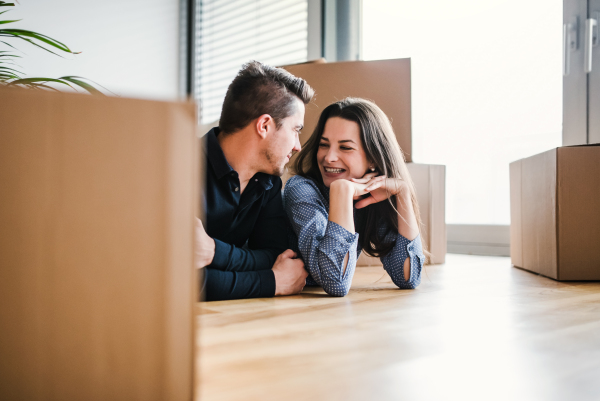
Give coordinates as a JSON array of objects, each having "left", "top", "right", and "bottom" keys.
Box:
[
  {"left": 353, "top": 177, "right": 424, "bottom": 289},
  {"left": 395, "top": 184, "right": 419, "bottom": 280},
  {"left": 283, "top": 177, "right": 359, "bottom": 297},
  {"left": 328, "top": 179, "right": 356, "bottom": 274},
  {"left": 379, "top": 186, "right": 424, "bottom": 289}
]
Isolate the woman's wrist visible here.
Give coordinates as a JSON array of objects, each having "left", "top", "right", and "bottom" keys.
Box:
[
  {"left": 330, "top": 179, "right": 354, "bottom": 198},
  {"left": 328, "top": 179, "right": 355, "bottom": 233}
]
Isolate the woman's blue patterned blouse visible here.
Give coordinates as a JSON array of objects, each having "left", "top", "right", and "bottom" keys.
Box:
[{"left": 283, "top": 175, "right": 424, "bottom": 297}]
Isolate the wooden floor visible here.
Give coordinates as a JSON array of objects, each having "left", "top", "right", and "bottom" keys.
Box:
[{"left": 196, "top": 254, "right": 600, "bottom": 401}]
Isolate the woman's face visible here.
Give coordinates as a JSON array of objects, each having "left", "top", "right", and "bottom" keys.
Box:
[{"left": 317, "top": 117, "right": 370, "bottom": 188}]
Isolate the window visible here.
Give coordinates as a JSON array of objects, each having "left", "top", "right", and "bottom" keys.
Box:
[
  {"left": 194, "top": 0, "right": 309, "bottom": 124},
  {"left": 362, "top": 0, "right": 562, "bottom": 225}
]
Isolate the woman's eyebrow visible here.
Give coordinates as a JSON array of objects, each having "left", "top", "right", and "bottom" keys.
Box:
[{"left": 339, "top": 139, "right": 356, "bottom": 144}]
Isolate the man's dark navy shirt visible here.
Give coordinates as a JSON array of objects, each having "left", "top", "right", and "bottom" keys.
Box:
[{"left": 201, "top": 127, "right": 290, "bottom": 301}]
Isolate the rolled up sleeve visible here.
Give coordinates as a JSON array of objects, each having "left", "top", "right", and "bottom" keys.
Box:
[
  {"left": 381, "top": 233, "right": 424, "bottom": 289},
  {"left": 284, "top": 176, "right": 359, "bottom": 297}
]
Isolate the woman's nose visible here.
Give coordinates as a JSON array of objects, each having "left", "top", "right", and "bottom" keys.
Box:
[{"left": 325, "top": 148, "right": 338, "bottom": 162}]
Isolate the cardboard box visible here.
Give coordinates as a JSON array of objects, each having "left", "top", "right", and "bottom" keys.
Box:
[
  {"left": 0, "top": 87, "right": 198, "bottom": 400},
  {"left": 282, "top": 59, "right": 413, "bottom": 162},
  {"left": 356, "top": 162, "right": 446, "bottom": 266},
  {"left": 510, "top": 145, "right": 600, "bottom": 280}
]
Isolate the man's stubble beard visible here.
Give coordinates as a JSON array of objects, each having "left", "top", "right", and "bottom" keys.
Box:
[{"left": 262, "top": 147, "right": 286, "bottom": 177}]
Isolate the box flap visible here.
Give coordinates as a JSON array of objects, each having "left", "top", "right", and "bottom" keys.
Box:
[{"left": 564, "top": 143, "right": 600, "bottom": 148}]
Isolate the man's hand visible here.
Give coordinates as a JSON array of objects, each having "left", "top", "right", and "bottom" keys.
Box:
[
  {"left": 272, "top": 249, "right": 307, "bottom": 296},
  {"left": 195, "top": 218, "right": 215, "bottom": 268}
]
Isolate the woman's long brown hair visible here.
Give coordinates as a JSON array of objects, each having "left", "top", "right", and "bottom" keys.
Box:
[{"left": 293, "top": 97, "right": 425, "bottom": 258}]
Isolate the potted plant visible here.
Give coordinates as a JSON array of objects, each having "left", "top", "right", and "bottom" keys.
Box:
[{"left": 0, "top": 1, "right": 102, "bottom": 94}]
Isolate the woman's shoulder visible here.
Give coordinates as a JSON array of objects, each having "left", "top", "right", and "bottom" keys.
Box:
[
  {"left": 286, "top": 174, "right": 317, "bottom": 186},
  {"left": 284, "top": 175, "right": 322, "bottom": 197}
]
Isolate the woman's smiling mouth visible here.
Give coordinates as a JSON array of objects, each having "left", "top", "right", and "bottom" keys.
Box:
[{"left": 323, "top": 167, "right": 345, "bottom": 174}]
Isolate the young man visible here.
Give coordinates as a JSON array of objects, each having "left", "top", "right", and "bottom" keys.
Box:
[{"left": 196, "top": 61, "right": 314, "bottom": 301}]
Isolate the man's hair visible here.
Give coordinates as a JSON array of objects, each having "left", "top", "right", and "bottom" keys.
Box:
[{"left": 219, "top": 61, "right": 314, "bottom": 134}]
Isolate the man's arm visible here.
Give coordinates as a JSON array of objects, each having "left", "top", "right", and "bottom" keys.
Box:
[
  {"left": 201, "top": 268, "right": 275, "bottom": 301},
  {"left": 201, "top": 250, "right": 307, "bottom": 301},
  {"left": 204, "top": 178, "right": 291, "bottom": 273}
]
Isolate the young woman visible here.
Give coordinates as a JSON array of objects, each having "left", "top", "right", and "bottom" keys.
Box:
[{"left": 283, "top": 98, "right": 425, "bottom": 296}]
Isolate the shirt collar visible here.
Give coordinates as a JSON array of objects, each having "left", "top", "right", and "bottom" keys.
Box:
[
  {"left": 205, "top": 127, "right": 274, "bottom": 190},
  {"left": 205, "top": 127, "right": 234, "bottom": 180}
]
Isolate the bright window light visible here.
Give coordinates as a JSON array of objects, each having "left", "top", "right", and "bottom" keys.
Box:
[{"left": 362, "top": 0, "right": 562, "bottom": 225}]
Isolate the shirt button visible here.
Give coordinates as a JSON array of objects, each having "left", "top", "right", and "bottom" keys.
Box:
[
  {"left": 255, "top": 178, "right": 258, "bottom": 182},
  {"left": 234, "top": 187, "right": 239, "bottom": 192}
]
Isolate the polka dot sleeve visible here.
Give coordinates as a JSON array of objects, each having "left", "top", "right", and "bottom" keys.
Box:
[
  {"left": 380, "top": 232, "right": 424, "bottom": 289},
  {"left": 283, "top": 176, "right": 359, "bottom": 297}
]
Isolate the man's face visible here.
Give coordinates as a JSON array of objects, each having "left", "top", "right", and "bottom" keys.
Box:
[{"left": 262, "top": 98, "right": 305, "bottom": 176}]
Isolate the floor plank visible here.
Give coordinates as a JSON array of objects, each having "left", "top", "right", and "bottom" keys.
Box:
[{"left": 196, "top": 254, "right": 600, "bottom": 401}]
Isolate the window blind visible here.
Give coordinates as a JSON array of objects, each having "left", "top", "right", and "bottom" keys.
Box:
[{"left": 194, "top": 0, "right": 308, "bottom": 124}]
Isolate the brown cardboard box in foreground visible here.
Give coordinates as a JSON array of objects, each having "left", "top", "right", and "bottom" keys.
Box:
[
  {"left": 0, "top": 87, "right": 198, "bottom": 400},
  {"left": 510, "top": 145, "right": 600, "bottom": 280},
  {"left": 283, "top": 58, "right": 413, "bottom": 162},
  {"left": 356, "top": 163, "right": 446, "bottom": 266}
]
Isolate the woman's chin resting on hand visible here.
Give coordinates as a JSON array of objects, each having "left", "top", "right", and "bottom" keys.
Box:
[{"left": 283, "top": 97, "right": 425, "bottom": 297}]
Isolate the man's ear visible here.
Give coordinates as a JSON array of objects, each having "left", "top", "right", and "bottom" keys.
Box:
[{"left": 255, "top": 114, "right": 274, "bottom": 139}]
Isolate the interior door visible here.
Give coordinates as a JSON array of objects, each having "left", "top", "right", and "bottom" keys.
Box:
[
  {"left": 589, "top": 0, "right": 600, "bottom": 143},
  {"left": 563, "top": 0, "right": 588, "bottom": 145}
]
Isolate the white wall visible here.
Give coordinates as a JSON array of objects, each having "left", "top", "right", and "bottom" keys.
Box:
[{"left": 7, "top": 0, "right": 180, "bottom": 100}]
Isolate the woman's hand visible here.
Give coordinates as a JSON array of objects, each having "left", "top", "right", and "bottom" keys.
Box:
[
  {"left": 350, "top": 174, "right": 409, "bottom": 209},
  {"left": 341, "top": 172, "right": 379, "bottom": 200}
]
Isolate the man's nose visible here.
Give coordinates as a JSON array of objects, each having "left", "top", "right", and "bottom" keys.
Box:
[{"left": 293, "top": 136, "right": 301, "bottom": 152}]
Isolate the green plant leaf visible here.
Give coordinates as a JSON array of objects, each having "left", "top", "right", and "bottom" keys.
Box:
[
  {"left": 0, "top": 72, "right": 19, "bottom": 80},
  {"left": 1, "top": 40, "right": 18, "bottom": 50},
  {"left": 0, "top": 4, "right": 104, "bottom": 95},
  {"left": 23, "top": 82, "right": 62, "bottom": 92},
  {"left": 0, "top": 65, "right": 22, "bottom": 74},
  {"left": 0, "top": 29, "right": 79, "bottom": 56},
  {"left": 9, "top": 77, "right": 73, "bottom": 87},
  {"left": 0, "top": 34, "right": 63, "bottom": 57},
  {"left": 0, "top": 29, "right": 74, "bottom": 52},
  {"left": 59, "top": 76, "right": 104, "bottom": 95}
]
